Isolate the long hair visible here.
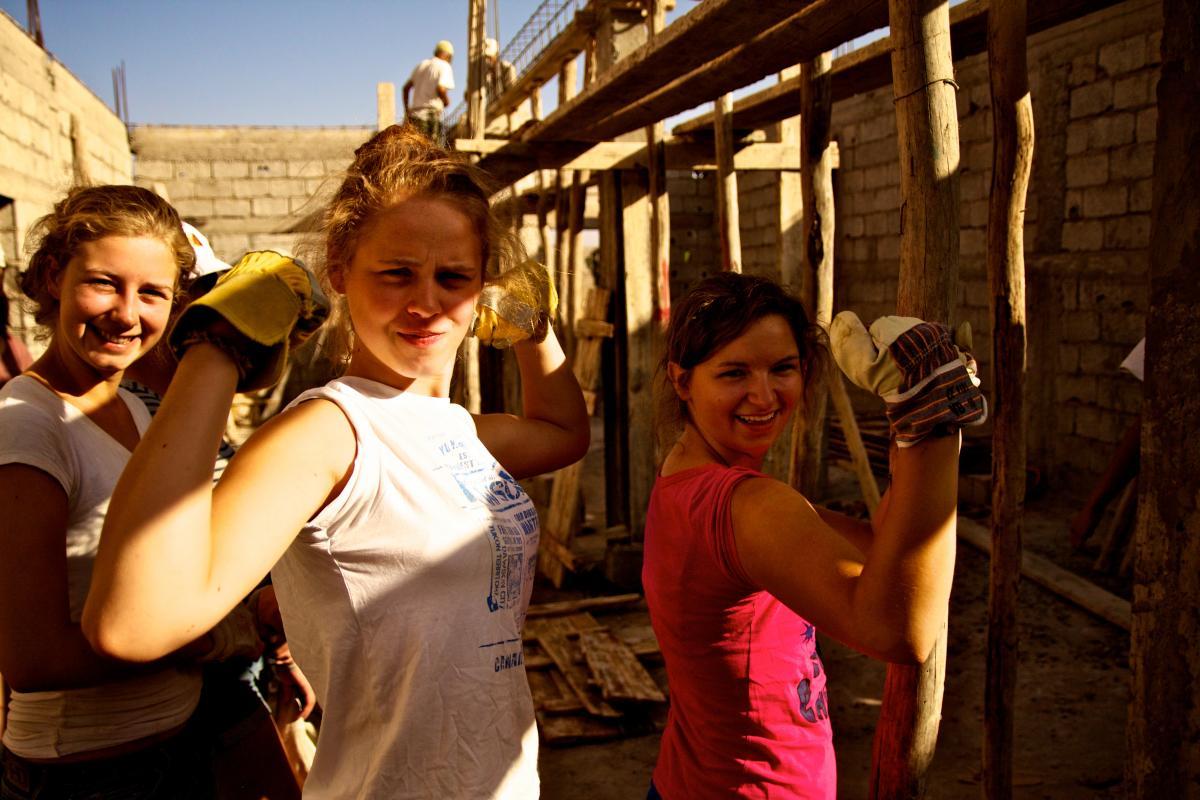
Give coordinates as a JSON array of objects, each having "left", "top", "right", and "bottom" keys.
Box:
[
  {"left": 301, "top": 124, "right": 523, "bottom": 368},
  {"left": 21, "top": 185, "right": 194, "bottom": 334},
  {"left": 654, "top": 272, "right": 830, "bottom": 451}
]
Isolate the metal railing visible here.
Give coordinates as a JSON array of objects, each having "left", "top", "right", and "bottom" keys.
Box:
[{"left": 445, "top": 0, "right": 586, "bottom": 130}]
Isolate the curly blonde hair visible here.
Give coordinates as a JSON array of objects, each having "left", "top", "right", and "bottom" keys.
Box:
[
  {"left": 21, "top": 185, "right": 194, "bottom": 333},
  {"left": 300, "top": 124, "right": 523, "bottom": 367}
]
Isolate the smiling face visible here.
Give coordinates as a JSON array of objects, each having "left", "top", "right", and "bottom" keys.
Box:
[
  {"left": 671, "top": 314, "right": 804, "bottom": 469},
  {"left": 50, "top": 235, "right": 178, "bottom": 380},
  {"left": 334, "top": 195, "right": 483, "bottom": 395}
]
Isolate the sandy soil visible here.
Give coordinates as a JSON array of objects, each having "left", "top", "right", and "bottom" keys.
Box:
[{"left": 535, "top": 465, "right": 1130, "bottom": 799}]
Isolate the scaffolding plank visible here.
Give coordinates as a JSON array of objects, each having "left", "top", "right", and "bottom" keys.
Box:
[
  {"left": 538, "top": 630, "right": 622, "bottom": 718},
  {"left": 673, "top": 0, "right": 1127, "bottom": 136},
  {"left": 579, "top": 629, "right": 666, "bottom": 703}
]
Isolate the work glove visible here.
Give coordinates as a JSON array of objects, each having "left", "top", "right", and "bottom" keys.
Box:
[
  {"left": 830, "top": 311, "right": 987, "bottom": 447},
  {"left": 472, "top": 259, "right": 557, "bottom": 349},
  {"left": 170, "top": 250, "right": 329, "bottom": 391}
]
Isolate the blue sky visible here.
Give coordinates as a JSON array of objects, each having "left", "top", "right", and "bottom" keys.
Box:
[{"left": 0, "top": 0, "right": 549, "bottom": 125}]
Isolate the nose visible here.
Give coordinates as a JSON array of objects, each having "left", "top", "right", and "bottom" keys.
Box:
[
  {"left": 111, "top": 287, "right": 140, "bottom": 328},
  {"left": 747, "top": 371, "right": 773, "bottom": 406},
  {"left": 406, "top": 276, "right": 439, "bottom": 318}
]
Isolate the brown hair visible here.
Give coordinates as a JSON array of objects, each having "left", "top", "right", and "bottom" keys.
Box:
[
  {"left": 20, "top": 185, "right": 194, "bottom": 332},
  {"left": 655, "top": 272, "right": 830, "bottom": 449},
  {"left": 304, "top": 124, "right": 522, "bottom": 367}
]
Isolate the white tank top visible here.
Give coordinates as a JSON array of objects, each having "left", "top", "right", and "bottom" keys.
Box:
[{"left": 272, "top": 377, "right": 540, "bottom": 799}]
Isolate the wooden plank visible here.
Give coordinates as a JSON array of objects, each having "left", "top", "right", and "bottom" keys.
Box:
[
  {"left": 538, "top": 631, "right": 621, "bottom": 718},
  {"left": 579, "top": 629, "right": 666, "bottom": 703},
  {"left": 523, "top": 612, "right": 603, "bottom": 640},
  {"left": 1093, "top": 477, "right": 1137, "bottom": 573},
  {"left": 958, "top": 519, "right": 1131, "bottom": 631},
  {"left": 536, "top": 711, "right": 623, "bottom": 744},
  {"left": 827, "top": 375, "right": 882, "bottom": 512},
  {"left": 713, "top": 92, "right": 742, "bottom": 273},
  {"left": 575, "top": 318, "right": 614, "bottom": 338},
  {"left": 672, "top": 0, "right": 1127, "bottom": 136},
  {"left": 526, "top": 593, "right": 643, "bottom": 619},
  {"left": 528, "top": 668, "right": 584, "bottom": 713}
]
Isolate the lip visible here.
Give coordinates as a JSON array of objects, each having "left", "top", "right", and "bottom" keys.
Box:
[
  {"left": 87, "top": 325, "right": 141, "bottom": 352},
  {"left": 396, "top": 329, "right": 446, "bottom": 348},
  {"left": 735, "top": 410, "right": 781, "bottom": 427}
]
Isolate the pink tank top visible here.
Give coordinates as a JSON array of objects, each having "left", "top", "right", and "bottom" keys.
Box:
[{"left": 643, "top": 463, "right": 836, "bottom": 799}]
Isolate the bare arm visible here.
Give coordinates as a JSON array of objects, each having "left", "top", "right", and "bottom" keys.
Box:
[
  {"left": 83, "top": 345, "right": 355, "bottom": 662},
  {"left": 0, "top": 466, "right": 180, "bottom": 691},
  {"left": 733, "top": 434, "right": 959, "bottom": 664},
  {"left": 472, "top": 326, "right": 589, "bottom": 479}
]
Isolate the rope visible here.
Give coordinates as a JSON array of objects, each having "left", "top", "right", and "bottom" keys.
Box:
[{"left": 893, "top": 77, "right": 960, "bottom": 103}]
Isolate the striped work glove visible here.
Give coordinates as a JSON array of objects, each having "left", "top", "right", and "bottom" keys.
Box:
[{"left": 830, "top": 312, "right": 987, "bottom": 447}]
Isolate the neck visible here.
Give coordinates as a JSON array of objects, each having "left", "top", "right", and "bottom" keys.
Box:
[{"left": 28, "top": 338, "right": 122, "bottom": 410}]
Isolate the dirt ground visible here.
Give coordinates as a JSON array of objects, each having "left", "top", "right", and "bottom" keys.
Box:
[{"left": 534, "top": 457, "right": 1130, "bottom": 799}]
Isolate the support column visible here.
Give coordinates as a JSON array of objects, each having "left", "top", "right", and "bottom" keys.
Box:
[
  {"left": 1128, "top": 0, "right": 1200, "bottom": 793},
  {"left": 870, "top": 0, "right": 961, "bottom": 796},
  {"left": 983, "top": 0, "right": 1034, "bottom": 796},
  {"left": 713, "top": 92, "right": 742, "bottom": 273}
]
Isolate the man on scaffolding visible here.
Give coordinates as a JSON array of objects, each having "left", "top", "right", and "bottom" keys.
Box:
[{"left": 403, "top": 40, "right": 456, "bottom": 144}]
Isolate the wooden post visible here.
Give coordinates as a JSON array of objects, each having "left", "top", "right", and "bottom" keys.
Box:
[
  {"left": 555, "top": 58, "right": 580, "bottom": 351},
  {"left": 466, "top": 0, "right": 487, "bottom": 139},
  {"left": 376, "top": 83, "right": 396, "bottom": 130},
  {"left": 70, "top": 115, "right": 91, "bottom": 186},
  {"left": 713, "top": 93, "right": 742, "bottom": 273},
  {"left": 531, "top": 82, "right": 544, "bottom": 122},
  {"left": 790, "top": 52, "right": 835, "bottom": 497},
  {"left": 776, "top": 65, "right": 803, "bottom": 291},
  {"left": 869, "top": 0, "right": 961, "bottom": 796},
  {"left": 1128, "top": 0, "right": 1200, "bottom": 793},
  {"left": 647, "top": 0, "right": 671, "bottom": 337},
  {"left": 984, "top": 0, "right": 1033, "bottom": 796}
]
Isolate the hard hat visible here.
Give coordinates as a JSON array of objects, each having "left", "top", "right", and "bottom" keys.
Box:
[{"left": 435, "top": 40, "right": 454, "bottom": 57}]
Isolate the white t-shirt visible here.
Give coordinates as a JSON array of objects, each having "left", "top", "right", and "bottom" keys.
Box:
[
  {"left": 272, "top": 377, "right": 540, "bottom": 800},
  {"left": 0, "top": 376, "right": 202, "bottom": 758},
  {"left": 407, "top": 56, "right": 455, "bottom": 114}
]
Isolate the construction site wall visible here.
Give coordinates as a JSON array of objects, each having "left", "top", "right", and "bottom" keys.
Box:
[
  {"left": 672, "top": 0, "right": 1161, "bottom": 483},
  {"left": 130, "top": 125, "right": 374, "bottom": 262},
  {"left": 1, "top": 10, "right": 132, "bottom": 344}
]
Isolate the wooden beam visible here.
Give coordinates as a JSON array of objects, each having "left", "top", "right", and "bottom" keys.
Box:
[
  {"left": 869, "top": 0, "right": 961, "bottom": 796},
  {"left": 466, "top": 0, "right": 487, "bottom": 138},
  {"left": 672, "top": 0, "right": 1128, "bottom": 136},
  {"left": 983, "top": 0, "right": 1033, "bottom": 795},
  {"left": 526, "top": 593, "right": 643, "bottom": 618},
  {"left": 713, "top": 93, "right": 742, "bottom": 273},
  {"left": 1129, "top": 0, "right": 1200, "bottom": 791}
]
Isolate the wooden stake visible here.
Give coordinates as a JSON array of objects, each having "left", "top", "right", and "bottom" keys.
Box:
[
  {"left": 713, "top": 93, "right": 742, "bottom": 272},
  {"left": 376, "top": 82, "right": 396, "bottom": 131},
  {"left": 870, "top": 0, "right": 962, "bottom": 796},
  {"left": 1128, "top": 0, "right": 1200, "bottom": 791},
  {"left": 983, "top": 0, "right": 1034, "bottom": 795},
  {"left": 827, "top": 376, "right": 882, "bottom": 512},
  {"left": 466, "top": 0, "right": 488, "bottom": 139}
]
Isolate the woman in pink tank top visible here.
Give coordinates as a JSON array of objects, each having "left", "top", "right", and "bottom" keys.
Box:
[{"left": 642, "top": 273, "right": 985, "bottom": 799}]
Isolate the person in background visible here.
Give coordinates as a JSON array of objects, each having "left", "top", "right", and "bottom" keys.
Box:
[
  {"left": 0, "top": 185, "right": 216, "bottom": 798},
  {"left": 641, "top": 273, "right": 986, "bottom": 799},
  {"left": 483, "top": 38, "right": 517, "bottom": 103},
  {"left": 403, "top": 40, "right": 456, "bottom": 144},
  {"left": 0, "top": 290, "right": 32, "bottom": 390},
  {"left": 84, "top": 126, "right": 588, "bottom": 799}
]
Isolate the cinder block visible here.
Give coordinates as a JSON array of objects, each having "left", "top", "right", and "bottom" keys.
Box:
[
  {"left": 1099, "top": 37, "right": 1148, "bottom": 77},
  {"left": 252, "top": 197, "right": 290, "bottom": 217},
  {"left": 1082, "top": 185, "right": 1128, "bottom": 218},
  {"left": 193, "top": 179, "right": 234, "bottom": 199},
  {"left": 841, "top": 169, "right": 865, "bottom": 193},
  {"left": 864, "top": 212, "right": 892, "bottom": 237},
  {"left": 1062, "top": 220, "right": 1104, "bottom": 251},
  {"left": 1062, "top": 310, "right": 1100, "bottom": 342},
  {"left": 1056, "top": 375, "right": 1098, "bottom": 404},
  {"left": 288, "top": 160, "right": 327, "bottom": 178},
  {"left": 1061, "top": 278, "right": 1079, "bottom": 311},
  {"left": 1079, "top": 343, "right": 1114, "bottom": 374},
  {"left": 251, "top": 161, "right": 288, "bottom": 177},
  {"left": 1101, "top": 309, "right": 1144, "bottom": 343},
  {"left": 1069, "top": 54, "right": 1098, "bottom": 88},
  {"left": 213, "top": 198, "right": 251, "bottom": 217},
  {"left": 268, "top": 178, "right": 307, "bottom": 198},
  {"left": 232, "top": 178, "right": 262, "bottom": 199},
  {"left": 1057, "top": 343, "right": 1080, "bottom": 373},
  {"left": 1146, "top": 31, "right": 1162, "bottom": 66},
  {"left": 961, "top": 228, "right": 986, "bottom": 256},
  {"left": 1113, "top": 71, "right": 1155, "bottom": 110},
  {"left": 1065, "top": 153, "right": 1109, "bottom": 188},
  {"left": 211, "top": 234, "right": 251, "bottom": 259},
  {"left": 1136, "top": 107, "right": 1157, "bottom": 142},
  {"left": 1069, "top": 82, "right": 1113, "bottom": 118},
  {"left": 175, "top": 160, "right": 212, "bottom": 179},
  {"left": 1075, "top": 406, "right": 1119, "bottom": 443},
  {"left": 1103, "top": 215, "right": 1151, "bottom": 250},
  {"left": 136, "top": 159, "right": 174, "bottom": 181},
  {"left": 174, "top": 198, "right": 214, "bottom": 218},
  {"left": 1111, "top": 142, "right": 1156, "bottom": 180},
  {"left": 877, "top": 235, "right": 899, "bottom": 261},
  {"left": 1065, "top": 121, "right": 1089, "bottom": 156},
  {"left": 1087, "top": 113, "right": 1135, "bottom": 149},
  {"left": 1129, "top": 179, "right": 1153, "bottom": 213},
  {"left": 213, "top": 161, "right": 250, "bottom": 179}
]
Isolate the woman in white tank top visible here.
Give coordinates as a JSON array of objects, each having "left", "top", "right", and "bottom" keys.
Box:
[{"left": 84, "top": 127, "right": 590, "bottom": 799}]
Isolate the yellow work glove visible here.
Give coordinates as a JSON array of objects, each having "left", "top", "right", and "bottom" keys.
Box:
[
  {"left": 170, "top": 250, "right": 329, "bottom": 391},
  {"left": 830, "top": 311, "right": 986, "bottom": 447},
  {"left": 472, "top": 260, "right": 558, "bottom": 349}
]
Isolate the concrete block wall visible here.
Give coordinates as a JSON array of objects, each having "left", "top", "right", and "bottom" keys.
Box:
[
  {"left": 1, "top": 10, "right": 133, "bottom": 346},
  {"left": 666, "top": 170, "right": 717, "bottom": 302},
  {"left": 130, "top": 126, "right": 374, "bottom": 262},
  {"left": 667, "top": 0, "right": 1161, "bottom": 485}
]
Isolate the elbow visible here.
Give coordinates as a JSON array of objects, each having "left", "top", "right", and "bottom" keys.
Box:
[
  {"left": 874, "top": 628, "right": 939, "bottom": 666},
  {"left": 81, "top": 607, "right": 154, "bottom": 664},
  {"left": 564, "top": 422, "right": 591, "bottom": 466}
]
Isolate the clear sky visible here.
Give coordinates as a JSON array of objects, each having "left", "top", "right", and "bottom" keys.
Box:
[{"left": 0, "top": 0, "right": 550, "bottom": 126}]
